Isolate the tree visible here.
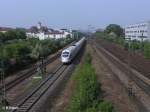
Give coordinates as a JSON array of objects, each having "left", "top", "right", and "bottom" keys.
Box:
[
  {"left": 5, "top": 30, "right": 17, "bottom": 41},
  {"left": 105, "top": 24, "right": 124, "bottom": 36},
  {"left": 3, "top": 29, "right": 27, "bottom": 42},
  {"left": 15, "top": 28, "right": 27, "bottom": 39},
  {"left": 30, "top": 43, "right": 42, "bottom": 59},
  {"left": 0, "top": 32, "right": 6, "bottom": 42},
  {"left": 3, "top": 43, "right": 30, "bottom": 66}
]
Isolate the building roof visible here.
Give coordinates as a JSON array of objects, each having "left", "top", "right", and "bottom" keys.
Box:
[
  {"left": 45, "top": 31, "right": 64, "bottom": 35},
  {"left": 26, "top": 23, "right": 71, "bottom": 35},
  {"left": 0, "top": 27, "right": 12, "bottom": 32}
]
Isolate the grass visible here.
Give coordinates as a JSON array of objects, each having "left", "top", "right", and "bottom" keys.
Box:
[
  {"left": 21, "top": 73, "right": 42, "bottom": 94},
  {"left": 67, "top": 53, "right": 114, "bottom": 112},
  {"left": 94, "top": 32, "right": 150, "bottom": 59}
]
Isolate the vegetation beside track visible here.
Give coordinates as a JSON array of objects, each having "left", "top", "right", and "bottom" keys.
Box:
[
  {"left": 67, "top": 53, "right": 114, "bottom": 112},
  {"left": 23, "top": 74, "right": 42, "bottom": 93},
  {"left": 0, "top": 29, "right": 76, "bottom": 77},
  {"left": 94, "top": 31, "right": 150, "bottom": 59}
]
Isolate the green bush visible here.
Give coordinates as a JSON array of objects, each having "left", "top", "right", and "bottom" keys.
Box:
[
  {"left": 67, "top": 64, "right": 100, "bottom": 112},
  {"left": 98, "top": 101, "right": 114, "bottom": 112},
  {"left": 86, "top": 107, "right": 97, "bottom": 112},
  {"left": 0, "top": 29, "right": 26, "bottom": 42},
  {"left": 84, "top": 52, "right": 92, "bottom": 64},
  {"left": 94, "top": 32, "right": 150, "bottom": 59},
  {"left": 144, "top": 42, "right": 150, "bottom": 59},
  {"left": 130, "top": 40, "right": 141, "bottom": 50},
  {"left": 67, "top": 53, "right": 113, "bottom": 112},
  {"left": 105, "top": 24, "right": 124, "bottom": 37},
  {"left": 67, "top": 53, "right": 99, "bottom": 112},
  {"left": 114, "top": 37, "right": 126, "bottom": 46},
  {"left": 0, "top": 37, "right": 75, "bottom": 77},
  {"left": 94, "top": 32, "right": 108, "bottom": 39},
  {"left": 0, "top": 104, "right": 4, "bottom": 112}
]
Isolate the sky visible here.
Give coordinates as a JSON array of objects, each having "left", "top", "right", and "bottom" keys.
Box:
[{"left": 0, "top": 0, "right": 150, "bottom": 30}]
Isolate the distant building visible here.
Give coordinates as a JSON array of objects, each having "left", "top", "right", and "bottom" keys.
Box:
[
  {"left": 96, "top": 28, "right": 104, "bottom": 32},
  {"left": 26, "top": 22, "right": 73, "bottom": 40},
  {"left": 125, "top": 21, "right": 150, "bottom": 41},
  {"left": 0, "top": 27, "right": 12, "bottom": 33}
]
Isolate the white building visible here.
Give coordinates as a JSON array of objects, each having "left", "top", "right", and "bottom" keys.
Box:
[
  {"left": 26, "top": 23, "right": 73, "bottom": 40},
  {"left": 125, "top": 21, "right": 150, "bottom": 41},
  {"left": 27, "top": 31, "right": 71, "bottom": 40}
]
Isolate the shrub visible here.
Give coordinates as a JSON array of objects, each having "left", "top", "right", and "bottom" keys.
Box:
[
  {"left": 98, "top": 101, "right": 114, "bottom": 112},
  {"left": 94, "top": 31, "right": 150, "bottom": 59},
  {"left": 0, "top": 37, "right": 75, "bottom": 77},
  {"left": 67, "top": 53, "right": 113, "bottom": 112},
  {"left": 83, "top": 52, "right": 92, "bottom": 64},
  {"left": 144, "top": 42, "right": 150, "bottom": 59},
  {"left": 130, "top": 40, "right": 141, "bottom": 50},
  {"left": 86, "top": 107, "right": 97, "bottom": 112},
  {"left": 124, "top": 42, "right": 129, "bottom": 50},
  {"left": 67, "top": 63, "right": 100, "bottom": 112}
]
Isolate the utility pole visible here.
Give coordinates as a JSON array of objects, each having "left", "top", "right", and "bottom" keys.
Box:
[
  {"left": 126, "top": 37, "right": 134, "bottom": 96},
  {"left": 127, "top": 37, "right": 131, "bottom": 76},
  {"left": 140, "top": 32, "right": 146, "bottom": 53},
  {"left": 40, "top": 56, "right": 46, "bottom": 78}
]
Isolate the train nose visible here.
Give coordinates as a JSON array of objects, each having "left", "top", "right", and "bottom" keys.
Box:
[{"left": 61, "top": 57, "right": 70, "bottom": 63}]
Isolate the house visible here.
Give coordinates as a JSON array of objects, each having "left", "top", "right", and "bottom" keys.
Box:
[{"left": 26, "top": 22, "right": 73, "bottom": 40}]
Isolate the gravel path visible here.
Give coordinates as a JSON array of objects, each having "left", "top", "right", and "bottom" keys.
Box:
[
  {"left": 88, "top": 42, "right": 141, "bottom": 112},
  {"left": 95, "top": 38, "right": 150, "bottom": 78}
]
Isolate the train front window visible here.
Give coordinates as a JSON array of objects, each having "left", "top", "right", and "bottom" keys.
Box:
[
  {"left": 62, "top": 52, "right": 69, "bottom": 57},
  {"left": 63, "top": 52, "right": 69, "bottom": 55},
  {"left": 62, "top": 54, "right": 69, "bottom": 57}
]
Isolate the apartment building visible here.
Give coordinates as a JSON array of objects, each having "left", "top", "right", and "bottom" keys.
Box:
[{"left": 125, "top": 21, "right": 150, "bottom": 41}]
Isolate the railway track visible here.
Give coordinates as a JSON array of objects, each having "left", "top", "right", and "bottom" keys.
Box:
[
  {"left": 91, "top": 40, "right": 150, "bottom": 96},
  {"left": 8, "top": 41, "right": 85, "bottom": 112},
  {"left": 0, "top": 41, "right": 76, "bottom": 91},
  {"left": 95, "top": 38, "right": 150, "bottom": 79},
  {"left": 0, "top": 52, "right": 60, "bottom": 92},
  {"left": 10, "top": 64, "right": 68, "bottom": 112}
]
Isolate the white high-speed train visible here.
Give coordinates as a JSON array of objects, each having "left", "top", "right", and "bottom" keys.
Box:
[{"left": 61, "top": 37, "right": 86, "bottom": 64}]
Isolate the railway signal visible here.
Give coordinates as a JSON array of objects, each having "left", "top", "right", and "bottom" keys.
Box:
[
  {"left": 40, "top": 56, "right": 46, "bottom": 77},
  {"left": 128, "top": 81, "right": 135, "bottom": 97},
  {"left": 35, "top": 56, "right": 46, "bottom": 79}
]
